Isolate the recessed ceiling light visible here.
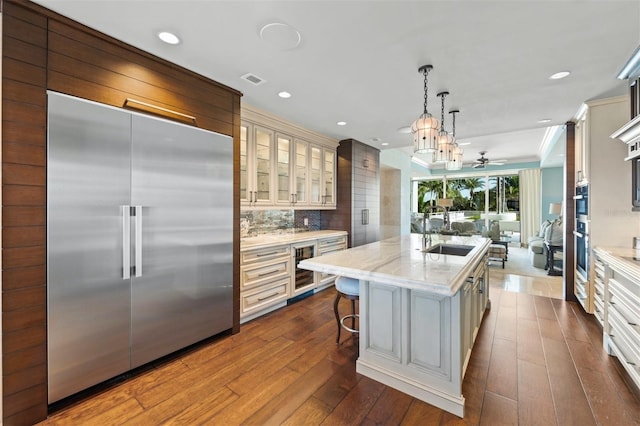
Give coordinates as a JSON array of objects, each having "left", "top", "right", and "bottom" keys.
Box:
[
  {"left": 397, "top": 126, "right": 411, "bottom": 134},
  {"left": 278, "top": 91, "right": 291, "bottom": 98},
  {"left": 538, "top": 118, "right": 552, "bottom": 123},
  {"left": 337, "top": 121, "right": 347, "bottom": 126},
  {"left": 458, "top": 142, "right": 471, "bottom": 146},
  {"left": 381, "top": 142, "right": 389, "bottom": 146},
  {"left": 549, "top": 71, "right": 570, "bottom": 80},
  {"left": 158, "top": 31, "right": 181, "bottom": 45}
]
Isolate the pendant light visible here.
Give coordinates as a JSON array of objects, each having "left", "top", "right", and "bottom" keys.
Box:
[
  {"left": 446, "top": 109, "right": 463, "bottom": 170},
  {"left": 432, "top": 91, "right": 454, "bottom": 163},
  {"left": 412, "top": 65, "right": 440, "bottom": 153}
]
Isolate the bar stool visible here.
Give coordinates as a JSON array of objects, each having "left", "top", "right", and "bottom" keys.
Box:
[{"left": 333, "top": 276, "right": 359, "bottom": 344}]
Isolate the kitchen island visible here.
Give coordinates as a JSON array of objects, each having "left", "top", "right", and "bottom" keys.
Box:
[{"left": 299, "top": 233, "right": 491, "bottom": 417}]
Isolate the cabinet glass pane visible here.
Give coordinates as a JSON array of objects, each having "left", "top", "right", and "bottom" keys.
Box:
[
  {"left": 277, "top": 136, "right": 291, "bottom": 202},
  {"left": 240, "top": 125, "right": 248, "bottom": 200},
  {"left": 310, "top": 146, "right": 321, "bottom": 203},
  {"left": 295, "top": 141, "right": 307, "bottom": 203},
  {"left": 255, "top": 128, "right": 272, "bottom": 201},
  {"left": 324, "top": 150, "right": 334, "bottom": 204}
]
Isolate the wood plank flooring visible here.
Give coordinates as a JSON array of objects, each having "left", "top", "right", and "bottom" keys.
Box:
[{"left": 39, "top": 273, "right": 640, "bottom": 425}]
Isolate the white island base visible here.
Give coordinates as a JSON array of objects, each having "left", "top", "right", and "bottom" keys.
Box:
[
  {"left": 299, "top": 234, "right": 491, "bottom": 418},
  {"left": 357, "top": 277, "right": 489, "bottom": 417}
]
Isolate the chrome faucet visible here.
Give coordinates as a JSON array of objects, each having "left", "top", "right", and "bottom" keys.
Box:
[
  {"left": 422, "top": 214, "right": 432, "bottom": 250},
  {"left": 429, "top": 205, "right": 451, "bottom": 231}
]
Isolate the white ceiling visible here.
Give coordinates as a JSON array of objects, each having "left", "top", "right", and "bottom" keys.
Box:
[{"left": 33, "top": 0, "right": 640, "bottom": 168}]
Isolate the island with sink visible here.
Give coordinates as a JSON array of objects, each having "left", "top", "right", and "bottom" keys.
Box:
[{"left": 299, "top": 233, "right": 491, "bottom": 417}]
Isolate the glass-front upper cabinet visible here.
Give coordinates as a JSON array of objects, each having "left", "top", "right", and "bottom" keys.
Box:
[
  {"left": 240, "top": 125, "right": 249, "bottom": 203},
  {"left": 275, "top": 134, "right": 291, "bottom": 205},
  {"left": 323, "top": 150, "right": 335, "bottom": 206},
  {"left": 310, "top": 146, "right": 322, "bottom": 205},
  {"left": 309, "top": 145, "right": 335, "bottom": 207},
  {"left": 241, "top": 122, "right": 275, "bottom": 207},
  {"left": 254, "top": 126, "right": 274, "bottom": 205},
  {"left": 294, "top": 140, "right": 308, "bottom": 205},
  {"left": 241, "top": 104, "right": 337, "bottom": 210}
]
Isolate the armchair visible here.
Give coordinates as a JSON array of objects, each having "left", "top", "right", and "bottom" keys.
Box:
[{"left": 528, "top": 220, "right": 563, "bottom": 269}]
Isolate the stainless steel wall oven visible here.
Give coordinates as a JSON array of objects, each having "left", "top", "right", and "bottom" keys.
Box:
[{"left": 574, "top": 219, "right": 589, "bottom": 280}]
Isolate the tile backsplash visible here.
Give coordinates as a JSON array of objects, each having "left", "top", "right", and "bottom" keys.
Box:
[{"left": 240, "top": 210, "right": 321, "bottom": 238}]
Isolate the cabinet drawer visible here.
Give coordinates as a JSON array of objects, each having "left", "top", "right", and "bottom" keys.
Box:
[
  {"left": 593, "top": 278, "right": 604, "bottom": 301},
  {"left": 241, "top": 258, "right": 291, "bottom": 290},
  {"left": 318, "top": 236, "right": 347, "bottom": 252},
  {"left": 593, "top": 297, "right": 605, "bottom": 326},
  {"left": 609, "top": 278, "right": 640, "bottom": 327},
  {"left": 241, "top": 245, "right": 290, "bottom": 264},
  {"left": 608, "top": 308, "right": 640, "bottom": 365},
  {"left": 241, "top": 279, "right": 289, "bottom": 314}
]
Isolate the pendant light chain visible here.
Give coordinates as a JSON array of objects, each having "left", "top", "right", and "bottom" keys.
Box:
[
  {"left": 440, "top": 92, "right": 446, "bottom": 131},
  {"left": 452, "top": 110, "right": 457, "bottom": 137},
  {"left": 423, "top": 68, "right": 429, "bottom": 114}
]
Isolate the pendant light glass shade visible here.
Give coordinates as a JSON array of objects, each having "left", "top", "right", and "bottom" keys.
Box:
[
  {"left": 433, "top": 131, "right": 454, "bottom": 163},
  {"left": 446, "top": 144, "right": 463, "bottom": 170},
  {"left": 445, "top": 109, "right": 463, "bottom": 170},
  {"left": 412, "top": 65, "right": 440, "bottom": 153},
  {"left": 433, "top": 91, "right": 454, "bottom": 163},
  {"left": 412, "top": 114, "right": 440, "bottom": 153}
]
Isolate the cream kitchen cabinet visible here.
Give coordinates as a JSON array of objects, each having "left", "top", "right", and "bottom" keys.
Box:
[
  {"left": 592, "top": 253, "right": 606, "bottom": 326},
  {"left": 240, "top": 123, "right": 275, "bottom": 207},
  {"left": 573, "top": 96, "right": 632, "bottom": 313},
  {"left": 242, "top": 104, "right": 338, "bottom": 210},
  {"left": 240, "top": 230, "right": 347, "bottom": 322},
  {"left": 240, "top": 244, "right": 292, "bottom": 322},
  {"left": 309, "top": 144, "right": 336, "bottom": 208},
  {"left": 592, "top": 247, "right": 640, "bottom": 392},
  {"left": 315, "top": 234, "right": 347, "bottom": 290}
]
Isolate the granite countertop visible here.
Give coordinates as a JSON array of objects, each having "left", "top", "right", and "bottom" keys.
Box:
[
  {"left": 240, "top": 230, "right": 348, "bottom": 251},
  {"left": 593, "top": 246, "right": 640, "bottom": 282},
  {"left": 299, "top": 233, "right": 491, "bottom": 296}
]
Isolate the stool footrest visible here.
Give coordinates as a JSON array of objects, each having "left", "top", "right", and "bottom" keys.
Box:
[{"left": 340, "top": 314, "right": 359, "bottom": 334}]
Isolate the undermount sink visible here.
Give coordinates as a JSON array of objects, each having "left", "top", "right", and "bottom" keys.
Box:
[{"left": 422, "top": 243, "right": 474, "bottom": 256}]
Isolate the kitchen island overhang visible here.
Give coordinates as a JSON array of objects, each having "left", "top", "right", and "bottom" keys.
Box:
[{"left": 299, "top": 234, "right": 492, "bottom": 417}]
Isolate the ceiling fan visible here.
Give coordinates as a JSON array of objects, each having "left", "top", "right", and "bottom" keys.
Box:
[{"left": 471, "top": 151, "right": 506, "bottom": 168}]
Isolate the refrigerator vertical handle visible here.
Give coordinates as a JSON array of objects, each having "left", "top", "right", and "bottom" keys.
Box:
[
  {"left": 122, "top": 205, "right": 131, "bottom": 279},
  {"left": 134, "top": 206, "right": 143, "bottom": 277}
]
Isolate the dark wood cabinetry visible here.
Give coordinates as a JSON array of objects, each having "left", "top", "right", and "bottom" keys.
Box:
[{"left": 321, "top": 139, "right": 380, "bottom": 247}]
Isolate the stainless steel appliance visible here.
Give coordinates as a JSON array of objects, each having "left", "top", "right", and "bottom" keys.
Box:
[
  {"left": 575, "top": 220, "right": 589, "bottom": 280},
  {"left": 574, "top": 184, "right": 589, "bottom": 279},
  {"left": 47, "top": 92, "right": 233, "bottom": 403},
  {"left": 575, "top": 184, "right": 589, "bottom": 220},
  {"left": 292, "top": 242, "right": 316, "bottom": 294}
]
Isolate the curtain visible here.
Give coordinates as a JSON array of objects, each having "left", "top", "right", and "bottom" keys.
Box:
[{"left": 519, "top": 168, "right": 541, "bottom": 247}]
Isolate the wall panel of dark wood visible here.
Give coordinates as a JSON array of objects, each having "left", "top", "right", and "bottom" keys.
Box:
[
  {"left": 2, "top": 0, "right": 242, "bottom": 424},
  {"left": 2, "top": 2, "right": 49, "bottom": 424}
]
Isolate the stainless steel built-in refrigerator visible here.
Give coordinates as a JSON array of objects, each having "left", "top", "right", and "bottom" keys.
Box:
[{"left": 47, "top": 92, "right": 233, "bottom": 403}]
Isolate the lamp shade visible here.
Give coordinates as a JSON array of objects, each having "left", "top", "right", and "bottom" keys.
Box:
[
  {"left": 412, "top": 113, "right": 440, "bottom": 153},
  {"left": 549, "top": 202, "right": 562, "bottom": 215},
  {"left": 432, "top": 131, "right": 454, "bottom": 163},
  {"left": 436, "top": 198, "right": 453, "bottom": 208}
]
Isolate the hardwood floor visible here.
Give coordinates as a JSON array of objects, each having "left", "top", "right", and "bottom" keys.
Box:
[{"left": 39, "top": 278, "right": 640, "bottom": 425}]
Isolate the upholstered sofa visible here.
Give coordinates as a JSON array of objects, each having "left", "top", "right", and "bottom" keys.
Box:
[
  {"left": 450, "top": 221, "right": 477, "bottom": 236},
  {"left": 528, "top": 220, "right": 563, "bottom": 269}
]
